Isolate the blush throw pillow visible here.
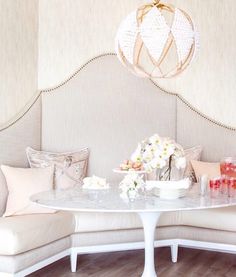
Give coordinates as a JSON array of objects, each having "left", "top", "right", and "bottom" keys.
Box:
[
  {"left": 191, "top": 160, "right": 221, "bottom": 180},
  {"left": 0, "top": 169, "right": 8, "bottom": 216},
  {"left": 1, "top": 165, "right": 55, "bottom": 217},
  {"left": 183, "top": 145, "right": 203, "bottom": 181},
  {"left": 26, "top": 147, "right": 89, "bottom": 190}
]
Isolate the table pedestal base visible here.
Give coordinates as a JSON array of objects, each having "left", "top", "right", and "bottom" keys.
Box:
[{"left": 138, "top": 212, "right": 161, "bottom": 277}]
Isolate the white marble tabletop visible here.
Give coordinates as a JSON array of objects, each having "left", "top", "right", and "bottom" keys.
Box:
[{"left": 30, "top": 184, "right": 236, "bottom": 213}]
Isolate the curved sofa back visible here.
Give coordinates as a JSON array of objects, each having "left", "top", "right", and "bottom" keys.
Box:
[
  {"left": 0, "top": 54, "right": 236, "bottom": 214},
  {"left": 41, "top": 55, "right": 236, "bottom": 180}
]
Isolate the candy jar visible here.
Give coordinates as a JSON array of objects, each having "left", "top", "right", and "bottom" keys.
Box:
[
  {"left": 220, "top": 177, "right": 229, "bottom": 196},
  {"left": 209, "top": 178, "right": 221, "bottom": 198},
  {"left": 228, "top": 178, "right": 236, "bottom": 198},
  {"left": 220, "top": 157, "right": 236, "bottom": 178}
]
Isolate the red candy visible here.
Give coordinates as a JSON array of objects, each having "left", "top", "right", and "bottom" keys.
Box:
[
  {"left": 209, "top": 179, "right": 221, "bottom": 189},
  {"left": 210, "top": 157, "right": 236, "bottom": 198},
  {"left": 209, "top": 176, "right": 236, "bottom": 198},
  {"left": 220, "top": 159, "right": 236, "bottom": 178}
]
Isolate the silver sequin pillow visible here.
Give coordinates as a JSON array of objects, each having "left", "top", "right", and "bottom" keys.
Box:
[
  {"left": 184, "top": 145, "right": 203, "bottom": 182},
  {"left": 26, "top": 147, "right": 89, "bottom": 190}
]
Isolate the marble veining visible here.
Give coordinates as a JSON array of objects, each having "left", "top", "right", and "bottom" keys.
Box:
[{"left": 31, "top": 184, "right": 236, "bottom": 213}]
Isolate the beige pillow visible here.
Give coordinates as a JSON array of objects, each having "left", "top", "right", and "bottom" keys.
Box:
[
  {"left": 26, "top": 147, "right": 89, "bottom": 190},
  {"left": 183, "top": 145, "right": 203, "bottom": 181},
  {"left": 191, "top": 160, "right": 221, "bottom": 180},
  {"left": 1, "top": 165, "right": 55, "bottom": 217},
  {"left": 0, "top": 169, "right": 8, "bottom": 216}
]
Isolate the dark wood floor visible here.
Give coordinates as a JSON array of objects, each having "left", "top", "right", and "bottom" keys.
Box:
[{"left": 29, "top": 247, "right": 236, "bottom": 277}]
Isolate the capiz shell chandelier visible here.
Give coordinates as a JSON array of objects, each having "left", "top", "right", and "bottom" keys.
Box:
[{"left": 115, "top": 0, "right": 199, "bottom": 78}]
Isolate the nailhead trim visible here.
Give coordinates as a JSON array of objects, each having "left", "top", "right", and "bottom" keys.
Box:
[
  {"left": 1, "top": 52, "right": 235, "bottom": 132},
  {"left": 149, "top": 79, "right": 236, "bottom": 131},
  {"left": 41, "top": 53, "right": 116, "bottom": 93}
]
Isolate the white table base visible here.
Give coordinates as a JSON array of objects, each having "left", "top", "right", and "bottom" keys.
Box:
[
  {"left": 138, "top": 212, "right": 161, "bottom": 277},
  {"left": 31, "top": 186, "right": 236, "bottom": 276}
]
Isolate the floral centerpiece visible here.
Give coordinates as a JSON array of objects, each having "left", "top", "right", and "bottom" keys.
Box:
[
  {"left": 131, "top": 134, "right": 186, "bottom": 181},
  {"left": 119, "top": 173, "right": 145, "bottom": 201}
]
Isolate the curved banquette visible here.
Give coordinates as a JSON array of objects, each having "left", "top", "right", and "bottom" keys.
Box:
[{"left": 1, "top": 54, "right": 236, "bottom": 276}]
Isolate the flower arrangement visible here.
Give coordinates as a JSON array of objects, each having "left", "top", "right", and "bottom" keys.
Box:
[
  {"left": 119, "top": 173, "right": 145, "bottom": 200},
  {"left": 131, "top": 134, "right": 186, "bottom": 181}
]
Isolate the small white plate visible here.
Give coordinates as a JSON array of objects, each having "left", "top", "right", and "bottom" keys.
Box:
[
  {"left": 82, "top": 186, "right": 110, "bottom": 190},
  {"left": 153, "top": 188, "right": 187, "bottom": 199}
]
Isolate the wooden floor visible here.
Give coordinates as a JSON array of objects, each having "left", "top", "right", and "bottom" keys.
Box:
[{"left": 29, "top": 247, "right": 236, "bottom": 277}]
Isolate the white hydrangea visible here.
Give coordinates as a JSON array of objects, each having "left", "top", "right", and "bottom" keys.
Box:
[{"left": 119, "top": 173, "right": 145, "bottom": 194}]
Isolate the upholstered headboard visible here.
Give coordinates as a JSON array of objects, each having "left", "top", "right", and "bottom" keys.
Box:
[
  {"left": 41, "top": 55, "right": 177, "bottom": 181},
  {"left": 1, "top": 54, "right": 236, "bottom": 186}
]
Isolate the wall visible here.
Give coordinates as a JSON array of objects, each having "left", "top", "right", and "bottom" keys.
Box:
[
  {"left": 1, "top": 0, "right": 236, "bottom": 129},
  {"left": 38, "top": 0, "right": 236, "bottom": 128},
  {"left": 0, "top": 0, "right": 38, "bottom": 129},
  {"left": 158, "top": 0, "right": 236, "bottom": 128}
]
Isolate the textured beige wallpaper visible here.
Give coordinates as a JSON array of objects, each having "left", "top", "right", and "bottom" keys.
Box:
[
  {"left": 1, "top": 0, "right": 236, "bottom": 128},
  {"left": 0, "top": 0, "right": 38, "bottom": 128},
  {"left": 158, "top": 0, "right": 236, "bottom": 128},
  {"left": 38, "top": 0, "right": 236, "bottom": 127},
  {"left": 38, "top": 0, "right": 146, "bottom": 89}
]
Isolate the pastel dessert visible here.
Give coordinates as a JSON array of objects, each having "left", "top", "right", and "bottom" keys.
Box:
[
  {"left": 119, "top": 160, "right": 143, "bottom": 171},
  {"left": 83, "top": 176, "right": 109, "bottom": 189}
]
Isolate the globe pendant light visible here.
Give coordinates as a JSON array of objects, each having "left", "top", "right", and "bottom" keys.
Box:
[{"left": 115, "top": 0, "right": 199, "bottom": 78}]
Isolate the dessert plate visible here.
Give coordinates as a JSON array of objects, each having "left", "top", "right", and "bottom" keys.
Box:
[{"left": 113, "top": 168, "right": 146, "bottom": 174}]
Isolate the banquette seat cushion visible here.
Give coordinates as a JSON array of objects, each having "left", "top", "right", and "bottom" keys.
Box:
[
  {"left": 180, "top": 206, "right": 236, "bottom": 232},
  {"left": 73, "top": 211, "right": 181, "bottom": 233},
  {"left": 0, "top": 211, "right": 75, "bottom": 255},
  {"left": 0, "top": 170, "right": 8, "bottom": 216},
  {"left": 73, "top": 205, "right": 236, "bottom": 234},
  {"left": 0, "top": 205, "right": 234, "bottom": 256}
]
